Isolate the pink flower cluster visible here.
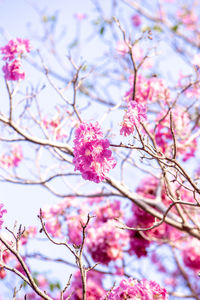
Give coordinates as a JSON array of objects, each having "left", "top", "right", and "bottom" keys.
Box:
[
  {"left": 0, "top": 204, "right": 6, "bottom": 230},
  {"left": 86, "top": 219, "right": 129, "bottom": 265},
  {"left": 43, "top": 115, "right": 68, "bottom": 140},
  {"left": 73, "top": 122, "right": 116, "bottom": 183},
  {"left": 176, "top": 8, "right": 198, "bottom": 30},
  {"left": 131, "top": 14, "right": 141, "bottom": 27},
  {"left": 1, "top": 38, "right": 31, "bottom": 81},
  {"left": 103, "top": 277, "right": 168, "bottom": 299},
  {"left": 155, "top": 107, "right": 196, "bottom": 161},
  {"left": 0, "top": 145, "right": 23, "bottom": 168},
  {"left": 42, "top": 197, "right": 129, "bottom": 265},
  {"left": 182, "top": 239, "right": 200, "bottom": 270},
  {"left": 120, "top": 101, "right": 147, "bottom": 136},
  {"left": 128, "top": 176, "right": 183, "bottom": 255},
  {"left": 65, "top": 270, "right": 105, "bottom": 299},
  {"left": 125, "top": 75, "right": 170, "bottom": 104}
]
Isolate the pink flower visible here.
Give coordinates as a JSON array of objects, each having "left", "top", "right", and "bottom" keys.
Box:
[
  {"left": 0, "top": 38, "right": 31, "bottom": 61},
  {"left": 116, "top": 41, "right": 129, "bottom": 56},
  {"left": 43, "top": 115, "right": 68, "bottom": 140},
  {"left": 86, "top": 220, "right": 129, "bottom": 265},
  {"left": 1, "top": 38, "right": 31, "bottom": 81},
  {"left": 125, "top": 75, "right": 150, "bottom": 103},
  {"left": 120, "top": 102, "right": 147, "bottom": 136},
  {"left": 176, "top": 9, "right": 198, "bottom": 30},
  {"left": 103, "top": 277, "right": 168, "bottom": 299},
  {"left": 131, "top": 14, "right": 141, "bottom": 27},
  {"left": 128, "top": 218, "right": 151, "bottom": 257},
  {"left": 2, "top": 59, "right": 25, "bottom": 81},
  {"left": 0, "top": 145, "right": 23, "bottom": 168},
  {"left": 74, "top": 13, "right": 87, "bottom": 20},
  {"left": 0, "top": 204, "right": 6, "bottom": 229},
  {"left": 65, "top": 270, "right": 105, "bottom": 299},
  {"left": 73, "top": 122, "right": 116, "bottom": 183},
  {"left": 148, "top": 77, "right": 171, "bottom": 103},
  {"left": 182, "top": 239, "right": 200, "bottom": 270}
]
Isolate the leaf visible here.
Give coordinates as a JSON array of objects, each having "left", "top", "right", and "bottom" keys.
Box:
[
  {"left": 153, "top": 25, "right": 163, "bottom": 32},
  {"left": 171, "top": 24, "right": 179, "bottom": 32},
  {"left": 100, "top": 26, "right": 105, "bottom": 35}
]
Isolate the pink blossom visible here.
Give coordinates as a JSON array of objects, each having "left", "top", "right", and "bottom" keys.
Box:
[
  {"left": 116, "top": 41, "right": 129, "bottom": 56},
  {"left": 1, "top": 38, "right": 31, "bottom": 81},
  {"left": 94, "top": 200, "right": 122, "bottom": 223},
  {"left": 120, "top": 101, "right": 147, "bottom": 136},
  {"left": 43, "top": 114, "right": 68, "bottom": 140},
  {"left": 73, "top": 122, "right": 116, "bottom": 183},
  {"left": 0, "top": 38, "right": 31, "bottom": 61},
  {"left": 0, "top": 145, "right": 23, "bottom": 168},
  {"left": 154, "top": 106, "right": 195, "bottom": 160},
  {"left": 128, "top": 218, "right": 151, "bottom": 257},
  {"left": 20, "top": 226, "right": 37, "bottom": 245},
  {"left": 131, "top": 14, "right": 141, "bottom": 27},
  {"left": 2, "top": 59, "right": 25, "bottom": 81},
  {"left": 65, "top": 270, "right": 105, "bottom": 299},
  {"left": 0, "top": 204, "right": 6, "bottom": 230},
  {"left": 148, "top": 77, "right": 171, "bottom": 103},
  {"left": 74, "top": 13, "right": 87, "bottom": 20},
  {"left": 182, "top": 239, "right": 200, "bottom": 270},
  {"left": 103, "top": 277, "right": 168, "bottom": 299},
  {"left": 125, "top": 75, "right": 150, "bottom": 103},
  {"left": 176, "top": 9, "right": 198, "bottom": 30},
  {"left": 86, "top": 219, "right": 129, "bottom": 265}
]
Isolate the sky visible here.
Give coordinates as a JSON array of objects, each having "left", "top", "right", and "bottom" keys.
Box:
[{"left": 0, "top": 0, "right": 197, "bottom": 298}]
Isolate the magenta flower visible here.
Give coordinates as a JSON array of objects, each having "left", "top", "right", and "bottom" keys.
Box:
[
  {"left": 120, "top": 102, "right": 147, "bottom": 136},
  {"left": 131, "top": 14, "right": 141, "bottom": 27},
  {"left": 86, "top": 219, "right": 129, "bottom": 265},
  {"left": 0, "top": 38, "right": 31, "bottom": 61},
  {"left": 2, "top": 59, "right": 25, "bottom": 81},
  {"left": 103, "top": 277, "right": 168, "bottom": 299},
  {"left": 73, "top": 122, "right": 116, "bottom": 183},
  {"left": 1, "top": 38, "right": 31, "bottom": 81}
]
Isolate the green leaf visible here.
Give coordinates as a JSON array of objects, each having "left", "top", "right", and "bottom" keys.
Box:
[
  {"left": 171, "top": 24, "right": 178, "bottom": 32},
  {"left": 50, "top": 283, "right": 55, "bottom": 291},
  {"left": 153, "top": 25, "right": 163, "bottom": 32},
  {"left": 100, "top": 26, "right": 105, "bottom": 35}
]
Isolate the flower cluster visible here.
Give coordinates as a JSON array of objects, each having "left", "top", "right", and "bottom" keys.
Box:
[
  {"left": 65, "top": 271, "right": 105, "bottom": 299},
  {"left": 43, "top": 115, "right": 68, "bottom": 141},
  {"left": 73, "top": 122, "right": 116, "bottom": 183},
  {"left": 0, "top": 145, "right": 23, "bottom": 168},
  {"left": 155, "top": 107, "right": 196, "bottom": 161},
  {"left": 103, "top": 277, "right": 168, "bottom": 299},
  {"left": 182, "top": 239, "right": 200, "bottom": 270},
  {"left": 86, "top": 219, "right": 129, "bottom": 265},
  {"left": 120, "top": 101, "right": 146, "bottom": 136},
  {"left": 125, "top": 75, "right": 170, "bottom": 104},
  {"left": 1, "top": 38, "right": 31, "bottom": 81},
  {"left": 176, "top": 8, "right": 198, "bottom": 30}
]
